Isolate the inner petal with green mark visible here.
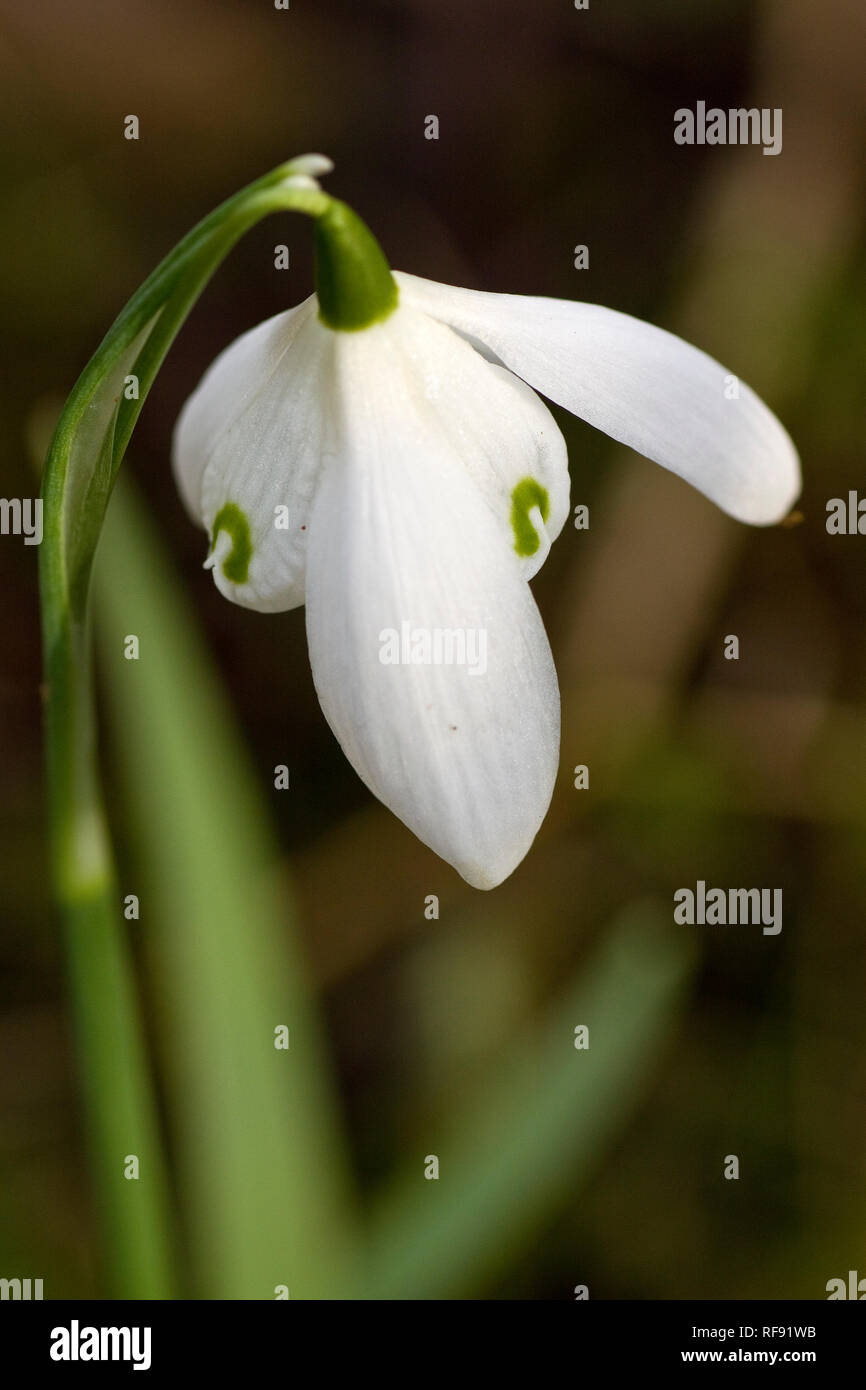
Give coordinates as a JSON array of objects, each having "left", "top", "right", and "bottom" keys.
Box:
[
  {"left": 510, "top": 477, "right": 550, "bottom": 558},
  {"left": 207, "top": 502, "right": 253, "bottom": 584}
]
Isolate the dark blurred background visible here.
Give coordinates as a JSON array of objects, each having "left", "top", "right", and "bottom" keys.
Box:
[{"left": 2, "top": 0, "right": 865, "bottom": 1298}]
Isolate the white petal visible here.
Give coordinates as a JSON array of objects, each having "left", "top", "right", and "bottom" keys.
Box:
[
  {"left": 172, "top": 295, "right": 332, "bottom": 611},
  {"left": 305, "top": 305, "right": 560, "bottom": 889},
  {"left": 395, "top": 272, "right": 800, "bottom": 526}
]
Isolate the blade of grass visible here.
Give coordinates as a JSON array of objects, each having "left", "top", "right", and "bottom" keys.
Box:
[
  {"left": 92, "top": 473, "right": 355, "bottom": 1300},
  {"left": 363, "top": 903, "right": 694, "bottom": 1299}
]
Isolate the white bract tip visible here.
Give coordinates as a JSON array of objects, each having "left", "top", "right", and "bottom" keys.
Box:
[{"left": 284, "top": 153, "right": 334, "bottom": 178}]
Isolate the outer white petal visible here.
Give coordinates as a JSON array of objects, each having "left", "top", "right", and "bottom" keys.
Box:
[
  {"left": 305, "top": 305, "right": 560, "bottom": 889},
  {"left": 395, "top": 271, "right": 800, "bottom": 526},
  {"left": 172, "top": 294, "right": 332, "bottom": 611}
]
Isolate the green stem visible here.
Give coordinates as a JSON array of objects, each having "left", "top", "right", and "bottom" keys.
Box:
[
  {"left": 38, "top": 156, "right": 336, "bottom": 1297},
  {"left": 42, "top": 606, "right": 177, "bottom": 1296}
]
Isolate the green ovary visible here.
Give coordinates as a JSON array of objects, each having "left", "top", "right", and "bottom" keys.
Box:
[
  {"left": 510, "top": 477, "right": 550, "bottom": 557},
  {"left": 314, "top": 199, "right": 399, "bottom": 331},
  {"left": 211, "top": 503, "right": 253, "bottom": 584}
]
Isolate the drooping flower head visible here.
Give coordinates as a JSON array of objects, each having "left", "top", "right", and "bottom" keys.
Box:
[{"left": 173, "top": 157, "right": 800, "bottom": 889}]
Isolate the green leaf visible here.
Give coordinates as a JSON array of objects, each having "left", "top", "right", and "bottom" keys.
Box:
[
  {"left": 362, "top": 903, "right": 694, "bottom": 1299},
  {"left": 92, "top": 475, "right": 356, "bottom": 1299}
]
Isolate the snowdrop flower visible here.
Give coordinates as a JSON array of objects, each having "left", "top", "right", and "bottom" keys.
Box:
[{"left": 173, "top": 157, "right": 800, "bottom": 889}]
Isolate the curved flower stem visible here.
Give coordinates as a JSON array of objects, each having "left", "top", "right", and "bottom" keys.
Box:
[{"left": 38, "top": 158, "right": 333, "bottom": 1296}]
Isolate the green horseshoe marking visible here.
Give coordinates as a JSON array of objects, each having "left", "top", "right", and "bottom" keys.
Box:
[
  {"left": 510, "top": 477, "right": 550, "bottom": 558},
  {"left": 210, "top": 502, "right": 253, "bottom": 584}
]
